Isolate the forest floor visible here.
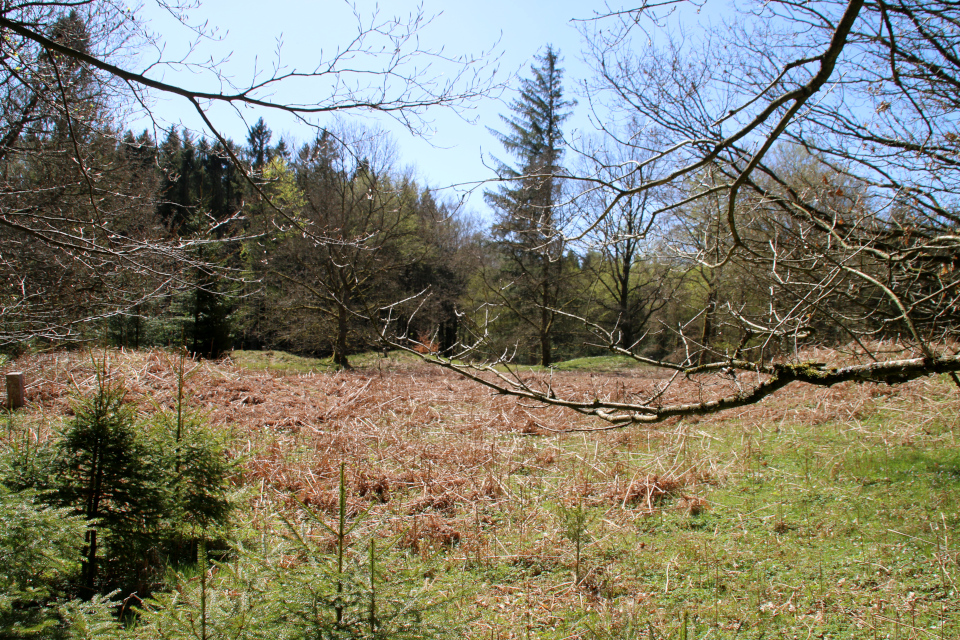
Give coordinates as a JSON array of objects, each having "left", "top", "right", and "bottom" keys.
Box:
[{"left": 4, "top": 347, "right": 960, "bottom": 639}]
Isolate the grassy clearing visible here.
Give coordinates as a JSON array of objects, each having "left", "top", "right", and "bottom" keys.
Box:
[
  {"left": 229, "top": 349, "right": 339, "bottom": 374},
  {"left": 549, "top": 355, "right": 647, "bottom": 372},
  {"left": 229, "top": 348, "right": 437, "bottom": 374},
  {"left": 2, "top": 349, "right": 958, "bottom": 638},
  {"left": 423, "top": 416, "right": 960, "bottom": 639},
  {"left": 228, "top": 350, "right": 647, "bottom": 377}
]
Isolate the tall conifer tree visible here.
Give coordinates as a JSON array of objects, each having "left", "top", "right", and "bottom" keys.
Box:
[{"left": 485, "top": 46, "right": 574, "bottom": 367}]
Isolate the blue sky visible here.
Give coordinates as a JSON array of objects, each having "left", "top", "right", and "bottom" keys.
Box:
[{"left": 131, "top": 0, "right": 638, "bottom": 218}]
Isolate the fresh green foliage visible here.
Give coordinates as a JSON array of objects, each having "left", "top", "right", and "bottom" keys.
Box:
[
  {"left": 0, "top": 487, "right": 84, "bottom": 637},
  {"left": 57, "top": 594, "right": 126, "bottom": 640},
  {"left": 147, "top": 347, "right": 233, "bottom": 553},
  {"left": 50, "top": 372, "right": 168, "bottom": 595},
  {"left": 1, "top": 359, "right": 233, "bottom": 601},
  {"left": 555, "top": 499, "right": 594, "bottom": 586},
  {"left": 130, "top": 542, "right": 269, "bottom": 640},
  {"left": 144, "top": 409, "right": 232, "bottom": 534}
]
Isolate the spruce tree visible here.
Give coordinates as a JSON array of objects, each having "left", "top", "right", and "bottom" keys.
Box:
[
  {"left": 51, "top": 375, "right": 166, "bottom": 596},
  {"left": 156, "top": 129, "right": 242, "bottom": 356},
  {"left": 485, "top": 45, "right": 575, "bottom": 367},
  {"left": 246, "top": 117, "right": 273, "bottom": 174}
]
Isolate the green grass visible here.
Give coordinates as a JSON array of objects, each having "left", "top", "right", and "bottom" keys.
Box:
[
  {"left": 411, "top": 412, "right": 960, "bottom": 638},
  {"left": 229, "top": 349, "right": 428, "bottom": 374},
  {"left": 347, "top": 348, "right": 426, "bottom": 369},
  {"left": 550, "top": 355, "right": 647, "bottom": 372},
  {"left": 487, "top": 354, "right": 648, "bottom": 373},
  {"left": 230, "top": 349, "right": 648, "bottom": 375},
  {"left": 229, "top": 349, "right": 338, "bottom": 374}
]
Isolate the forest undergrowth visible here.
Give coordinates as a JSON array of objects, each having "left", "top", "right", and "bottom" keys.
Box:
[{"left": 1, "top": 347, "right": 958, "bottom": 639}]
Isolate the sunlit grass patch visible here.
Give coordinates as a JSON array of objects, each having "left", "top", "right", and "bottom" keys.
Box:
[
  {"left": 550, "top": 355, "right": 649, "bottom": 372},
  {"left": 228, "top": 349, "right": 338, "bottom": 374}
]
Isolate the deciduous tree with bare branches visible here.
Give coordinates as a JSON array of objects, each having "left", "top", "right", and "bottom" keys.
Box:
[
  {"left": 393, "top": 0, "right": 960, "bottom": 427},
  {"left": 0, "top": 0, "right": 497, "bottom": 346}
]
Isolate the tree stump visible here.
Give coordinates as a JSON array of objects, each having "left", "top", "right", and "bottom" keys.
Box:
[{"left": 6, "top": 372, "right": 25, "bottom": 409}]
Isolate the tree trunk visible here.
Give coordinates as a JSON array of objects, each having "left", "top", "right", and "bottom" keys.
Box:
[
  {"left": 540, "top": 327, "right": 552, "bottom": 367},
  {"left": 133, "top": 304, "right": 141, "bottom": 350},
  {"left": 698, "top": 276, "right": 717, "bottom": 367},
  {"left": 333, "top": 303, "right": 351, "bottom": 369},
  {"left": 81, "top": 436, "right": 104, "bottom": 596},
  {"left": 540, "top": 277, "right": 553, "bottom": 367},
  {"left": 618, "top": 266, "right": 634, "bottom": 349}
]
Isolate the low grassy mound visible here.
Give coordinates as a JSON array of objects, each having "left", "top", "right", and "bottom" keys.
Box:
[
  {"left": 229, "top": 349, "right": 339, "bottom": 374},
  {"left": 550, "top": 355, "right": 647, "bottom": 372},
  {"left": 229, "top": 348, "right": 437, "bottom": 374}
]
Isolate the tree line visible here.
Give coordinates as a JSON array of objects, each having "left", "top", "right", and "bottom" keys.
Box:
[
  {"left": 0, "top": 24, "right": 716, "bottom": 369},
  {"left": 95, "top": 112, "right": 698, "bottom": 369},
  {"left": 4, "top": 1, "right": 960, "bottom": 413}
]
